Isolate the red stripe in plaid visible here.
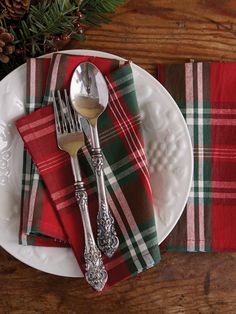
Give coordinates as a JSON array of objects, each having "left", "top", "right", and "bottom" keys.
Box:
[{"left": 211, "top": 63, "right": 236, "bottom": 251}]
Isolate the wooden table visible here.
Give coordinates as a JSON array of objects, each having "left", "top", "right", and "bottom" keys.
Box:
[{"left": 1, "top": 1, "right": 236, "bottom": 313}]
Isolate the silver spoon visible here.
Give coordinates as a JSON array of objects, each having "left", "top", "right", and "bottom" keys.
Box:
[{"left": 70, "top": 62, "right": 119, "bottom": 258}]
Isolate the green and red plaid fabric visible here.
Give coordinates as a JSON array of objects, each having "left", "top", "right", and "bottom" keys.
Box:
[
  {"left": 20, "top": 57, "right": 68, "bottom": 247},
  {"left": 16, "top": 54, "right": 160, "bottom": 288},
  {"left": 20, "top": 56, "right": 125, "bottom": 246},
  {"left": 158, "top": 62, "right": 236, "bottom": 252}
]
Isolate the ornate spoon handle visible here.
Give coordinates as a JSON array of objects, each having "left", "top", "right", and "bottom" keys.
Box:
[
  {"left": 71, "top": 157, "right": 108, "bottom": 291},
  {"left": 90, "top": 125, "right": 119, "bottom": 258}
]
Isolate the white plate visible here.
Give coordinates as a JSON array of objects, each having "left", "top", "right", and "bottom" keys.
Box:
[{"left": 0, "top": 50, "right": 193, "bottom": 277}]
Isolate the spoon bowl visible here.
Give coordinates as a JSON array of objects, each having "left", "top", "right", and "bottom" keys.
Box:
[{"left": 70, "top": 62, "right": 109, "bottom": 126}]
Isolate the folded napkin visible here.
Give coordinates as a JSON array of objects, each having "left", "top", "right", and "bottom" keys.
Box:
[
  {"left": 17, "top": 53, "right": 160, "bottom": 288},
  {"left": 20, "top": 56, "right": 125, "bottom": 246},
  {"left": 157, "top": 62, "right": 236, "bottom": 252},
  {"left": 20, "top": 57, "right": 68, "bottom": 246}
]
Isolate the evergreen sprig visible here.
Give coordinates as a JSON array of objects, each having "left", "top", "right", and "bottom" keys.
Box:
[
  {"left": 79, "top": 0, "right": 125, "bottom": 26},
  {"left": 4, "top": 0, "right": 125, "bottom": 57},
  {"left": 0, "top": 0, "right": 124, "bottom": 79},
  {"left": 11, "top": 0, "right": 79, "bottom": 56}
]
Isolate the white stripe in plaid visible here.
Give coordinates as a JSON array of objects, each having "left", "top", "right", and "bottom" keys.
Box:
[
  {"left": 180, "top": 108, "right": 236, "bottom": 114},
  {"left": 189, "top": 192, "right": 236, "bottom": 199},
  {"left": 18, "top": 114, "right": 55, "bottom": 132},
  {"left": 197, "top": 62, "right": 205, "bottom": 251},
  {"left": 185, "top": 118, "right": 236, "bottom": 125},
  {"left": 194, "top": 181, "right": 236, "bottom": 188},
  {"left": 185, "top": 63, "right": 195, "bottom": 251},
  {"left": 110, "top": 72, "right": 133, "bottom": 86},
  {"left": 27, "top": 171, "right": 40, "bottom": 234},
  {"left": 28, "top": 59, "right": 36, "bottom": 114},
  {"left": 106, "top": 193, "right": 143, "bottom": 272},
  {"left": 38, "top": 152, "right": 67, "bottom": 166},
  {"left": 49, "top": 54, "right": 62, "bottom": 93}
]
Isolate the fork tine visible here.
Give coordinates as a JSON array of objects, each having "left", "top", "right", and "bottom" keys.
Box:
[
  {"left": 75, "top": 112, "right": 81, "bottom": 132},
  {"left": 64, "top": 89, "right": 75, "bottom": 133},
  {"left": 76, "top": 113, "right": 82, "bottom": 132},
  {"left": 52, "top": 93, "right": 62, "bottom": 135},
  {"left": 71, "top": 104, "right": 81, "bottom": 132},
  {"left": 66, "top": 89, "right": 81, "bottom": 132},
  {"left": 57, "top": 90, "right": 68, "bottom": 133}
]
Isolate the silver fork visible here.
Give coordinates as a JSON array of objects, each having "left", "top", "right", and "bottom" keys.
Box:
[{"left": 52, "top": 89, "right": 108, "bottom": 291}]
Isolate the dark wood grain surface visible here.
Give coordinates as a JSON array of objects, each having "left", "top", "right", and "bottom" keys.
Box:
[{"left": 1, "top": 1, "right": 236, "bottom": 313}]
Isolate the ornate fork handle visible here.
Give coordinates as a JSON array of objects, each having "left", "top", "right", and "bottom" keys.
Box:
[
  {"left": 74, "top": 181, "right": 108, "bottom": 291},
  {"left": 91, "top": 147, "right": 119, "bottom": 258},
  {"left": 52, "top": 90, "right": 107, "bottom": 291}
]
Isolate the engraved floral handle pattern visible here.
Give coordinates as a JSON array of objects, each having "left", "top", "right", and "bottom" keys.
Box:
[
  {"left": 96, "top": 200, "right": 119, "bottom": 258},
  {"left": 74, "top": 182, "right": 108, "bottom": 291},
  {"left": 91, "top": 148, "right": 119, "bottom": 258}
]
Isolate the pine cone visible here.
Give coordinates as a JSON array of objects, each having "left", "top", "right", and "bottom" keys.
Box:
[
  {"left": 0, "top": 27, "right": 15, "bottom": 63},
  {"left": 0, "top": 0, "right": 31, "bottom": 20}
]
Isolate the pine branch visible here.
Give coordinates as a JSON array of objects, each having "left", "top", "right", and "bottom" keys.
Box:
[
  {"left": 0, "top": 0, "right": 125, "bottom": 79},
  {"left": 79, "top": 0, "right": 125, "bottom": 26},
  {"left": 13, "top": 0, "right": 78, "bottom": 56}
]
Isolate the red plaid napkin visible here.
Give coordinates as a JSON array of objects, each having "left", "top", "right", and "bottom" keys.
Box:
[
  {"left": 158, "top": 62, "right": 236, "bottom": 252},
  {"left": 20, "top": 57, "right": 68, "bottom": 246},
  {"left": 20, "top": 56, "right": 124, "bottom": 246},
  {"left": 16, "top": 54, "right": 160, "bottom": 289}
]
